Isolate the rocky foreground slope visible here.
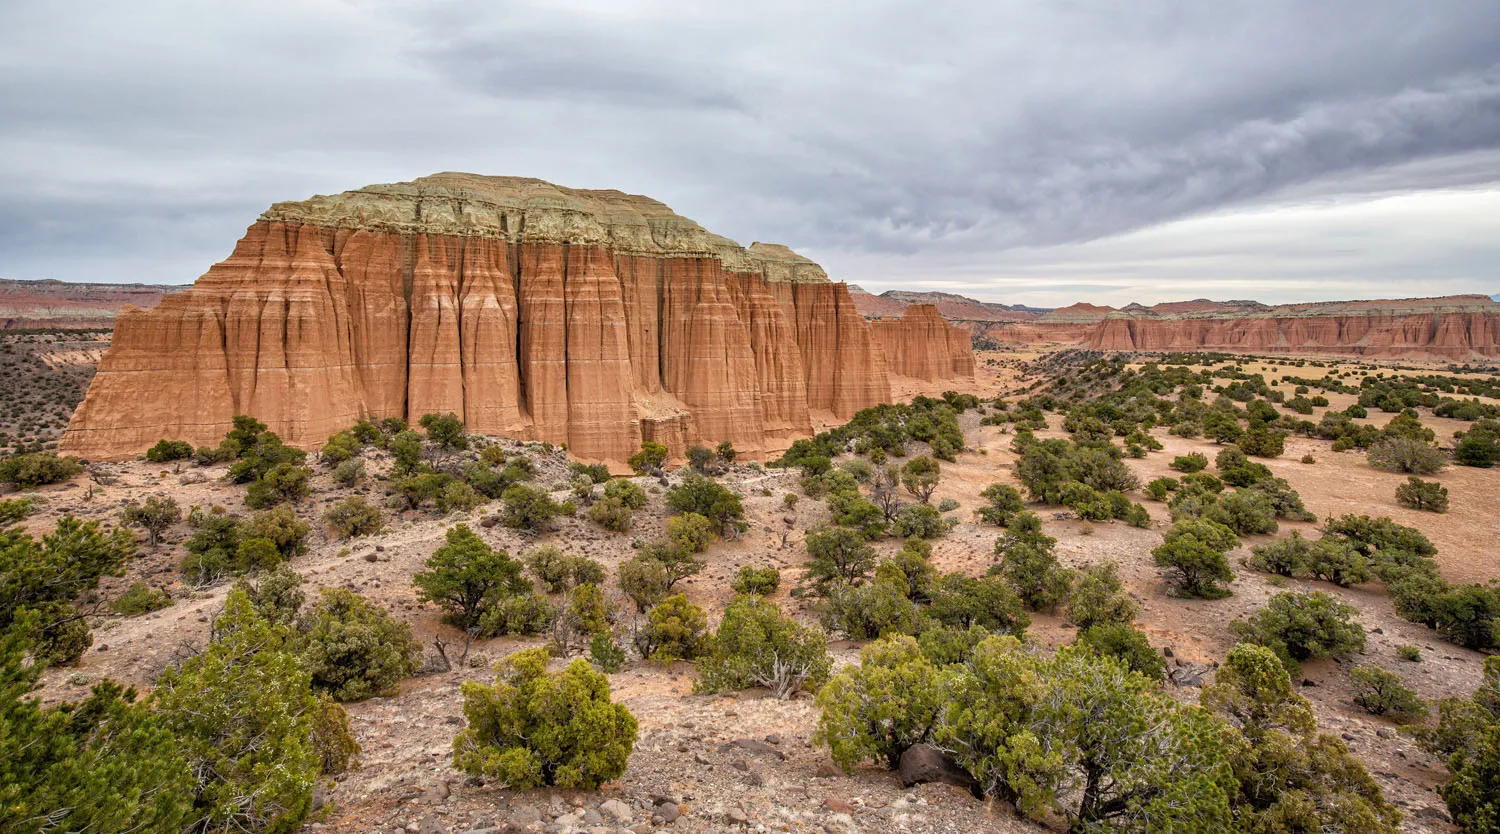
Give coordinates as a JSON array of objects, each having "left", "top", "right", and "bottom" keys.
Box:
[
  {"left": 856, "top": 291, "right": 1500, "bottom": 359},
  {"left": 60, "top": 174, "right": 972, "bottom": 464}
]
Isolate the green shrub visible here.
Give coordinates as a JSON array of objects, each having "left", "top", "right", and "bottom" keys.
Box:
[
  {"left": 0, "top": 515, "right": 134, "bottom": 664},
  {"left": 476, "top": 592, "right": 556, "bottom": 638},
  {"left": 1397, "top": 644, "right": 1421, "bottom": 662},
  {"left": 418, "top": 412, "right": 467, "bottom": 450},
  {"left": 0, "top": 452, "right": 82, "bottom": 488},
  {"left": 696, "top": 594, "right": 832, "bottom": 699},
  {"left": 666, "top": 512, "right": 715, "bottom": 553},
  {"left": 500, "top": 484, "right": 562, "bottom": 532},
  {"left": 587, "top": 496, "right": 633, "bottom": 532},
  {"left": 152, "top": 590, "right": 329, "bottom": 833},
  {"left": 1065, "top": 561, "right": 1139, "bottom": 629},
  {"left": 319, "top": 430, "right": 362, "bottom": 465},
  {"left": 639, "top": 594, "right": 709, "bottom": 662},
  {"left": 436, "top": 480, "right": 485, "bottom": 513},
  {"left": 452, "top": 647, "right": 637, "bottom": 790},
  {"left": 995, "top": 531, "right": 1072, "bottom": 613},
  {"left": 892, "top": 502, "right": 946, "bottom": 539},
  {"left": 245, "top": 462, "right": 312, "bottom": 509},
  {"left": 1367, "top": 437, "right": 1446, "bottom": 475},
  {"left": 413, "top": 524, "right": 532, "bottom": 630},
  {"left": 298, "top": 587, "right": 420, "bottom": 702},
  {"left": 147, "top": 439, "right": 194, "bottom": 462},
  {"left": 1146, "top": 476, "right": 1179, "bottom": 501},
  {"left": 603, "top": 478, "right": 648, "bottom": 509},
  {"left": 323, "top": 496, "right": 384, "bottom": 539},
  {"left": 1152, "top": 518, "right": 1238, "bottom": 598},
  {"left": 1206, "top": 488, "right": 1278, "bottom": 536},
  {"left": 618, "top": 554, "right": 670, "bottom": 613},
  {"left": 815, "top": 635, "right": 944, "bottom": 771},
  {"left": 1239, "top": 427, "right": 1286, "bottom": 458},
  {"left": 1248, "top": 531, "right": 1311, "bottom": 577},
  {"left": 111, "top": 581, "right": 171, "bottom": 615},
  {"left": 589, "top": 633, "right": 625, "bottom": 672},
  {"left": 1348, "top": 666, "right": 1429, "bottom": 722},
  {"left": 627, "top": 441, "right": 668, "bottom": 475},
  {"left": 524, "top": 546, "right": 606, "bottom": 594},
  {"left": 976, "top": 483, "right": 1024, "bottom": 526},
  {"left": 1230, "top": 591, "right": 1366, "bottom": 673},
  {"left": 120, "top": 495, "right": 181, "bottom": 547},
  {"left": 802, "top": 526, "right": 877, "bottom": 593},
  {"left": 1076, "top": 623, "right": 1166, "bottom": 680},
  {"left": 928, "top": 573, "right": 1029, "bottom": 635},
  {"left": 937, "top": 637, "right": 1234, "bottom": 831},
  {"left": 236, "top": 565, "right": 305, "bottom": 628},
  {"left": 819, "top": 574, "right": 924, "bottom": 639},
  {"left": 0, "top": 625, "right": 194, "bottom": 833},
  {"left": 1200, "top": 644, "right": 1399, "bottom": 833},
  {"left": 333, "top": 459, "right": 364, "bottom": 486},
  {"left": 1302, "top": 537, "right": 1371, "bottom": 587},
  {"left": 1395, "top": 476, "right": 1448, "bottom": 513},
  {"left": 900, "top": 455, "right": 941, "bottom": 502},
  {"left": 731, "top": 565, "right": 781, "bottom": 596},
  {"left": 665, "top": 475, "right": 745, "bottom": 536}
]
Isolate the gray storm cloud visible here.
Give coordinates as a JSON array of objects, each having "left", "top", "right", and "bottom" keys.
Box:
[{"left": 1, "top": 0, "right": 1497, "bottom": 302}]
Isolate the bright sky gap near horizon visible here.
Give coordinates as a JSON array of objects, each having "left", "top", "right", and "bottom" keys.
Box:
[{"left": 1, "top": 1, "right": 1497, "bottom": 308}]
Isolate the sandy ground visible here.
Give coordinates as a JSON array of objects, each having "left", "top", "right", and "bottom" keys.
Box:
[{"left": 13, "top": 347, "right": 1500, "bottom": 833}]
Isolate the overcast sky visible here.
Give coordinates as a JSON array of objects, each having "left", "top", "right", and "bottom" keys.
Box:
[{"left": 2, "top": 0, "right": 1497, "bottom": 307}]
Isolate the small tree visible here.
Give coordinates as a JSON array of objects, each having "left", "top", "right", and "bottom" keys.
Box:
[
  {"left": 900, "top": 455, "right": 941, "bottom": 503},
  {"left": 1230, "top": 591, "right": 1366, "bottom": 673},
  {"left": 1395, "top": 476, "right": 1449, "bottom": 513},
  {"left": 1170, "top": 453, "right": 1209, "bottom": 473},
  {"left": 976, "top": 483, "right": 1025, "bottom": 526},
  {"left": 1152, "top": 518, "right": 1238, "bottom": 598},
  {"left": 803, "top": 526, "right": 878, "bottom": 593},
  {"left": 995, "top": 535, "right": 1072, "bottom": 613},
  {"left": 500, "top": 484, "right": 562, "bottom": 533},
  {"left": 665, "top": 475, "right": 744, "bottom": 536},
  {"left": 120, "top": 495, "right": 181, "bottom": 547},
  {"left": 731, "top": 565, "right": 781, "bottom": 596},
  {"left": 1066, "top": 561, "right": 1139, "bottom": 629},
  {"left": 1367, "top": 437, "right": 1446, "bottom": 475},
  {"left": 628, "top": 442, "right": 668, "bottom": 475},
  {"left": 413, "top": 524, "right": 530, "bottom": 631},
  {"left": 523, "top": 546, "right": 606, "bottom": 594},
  {"left": 685, "top": 445, "right": 715, "bottom": 473},
  {"left": 245, "top": 462, "right": 312, "bottom": 509},
  {"left": 452, "top": 647, "right": 637, "bottom": 790},
  {"left": 1348, "top": 666, "right": 1428, "bottom": 722},
  {"left": 323, "top": 496, "right": 385, "bottom": 539},
  {"left": 928, "top": 573, "right": 1030, "bottom": 635},
  {"left": 1076, "top": 623, "right": 1166, "bottom": 681},
  {"left": 696, "top": 595, "right": 832, "bottom": 699},
  {"left": 715, "top": 441, "right": 737, "bottom": 464},
  {"left": 298, "top": 587, "right": 421, "bottom": 702},
  {"left": 419, "top": 412, "right": 467, "bottom": 450},
  {"left": 146, "top": 439, "right": 194, "bottom": 462},
  {"left": 815, "top": 635, "right": 945, "bottom": 771},
  {"left": 639, "top": 594, "right": 709, "bottom": 662},
  {"left": 618, "top": 554, "right": 670, "bottom": 612},
  {"left": 152, "top": 590, "right": 325, "bottom": 833},
  {"left": 603, "top": 478, "right": 648, "bottom": 509}
]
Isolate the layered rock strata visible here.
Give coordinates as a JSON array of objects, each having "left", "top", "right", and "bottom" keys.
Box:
[
  {"left": 0, "top": 278, "right": 183, "bottom": 330},
  {"left": 62, "top": 174, "right": 973, "bottom": 463},
  {"left": 873, "top": 304, "right": 976, "bottom": 380}
]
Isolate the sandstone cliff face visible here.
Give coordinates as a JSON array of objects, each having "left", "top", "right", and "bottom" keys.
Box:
[
  {"left": 872, "top": 305, "right": 975, "bottom": 381},
  {"left": 63, "top": 175, "right": 958, "bottom": 464}
]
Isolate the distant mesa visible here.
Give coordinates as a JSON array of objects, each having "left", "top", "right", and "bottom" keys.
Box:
[
  {"left": 851, "top": 286, "right": 1500, "bottom": 359},
  {"left": 60, "top": 174, "right": 973, "bottom": 464},
  {"left": 0, "top": 278, "right": 184, "bottom": 330}
]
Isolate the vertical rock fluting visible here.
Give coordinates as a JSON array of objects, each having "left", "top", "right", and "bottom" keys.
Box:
[
  {"left": 872, "top": 304, "right": 975, "bottom": 381},
  {"left": 63, "top": 174, "right": 971, "bottom": 464}
]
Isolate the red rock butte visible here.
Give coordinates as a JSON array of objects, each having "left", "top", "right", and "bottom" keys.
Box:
[{"left": 60, "top": 174, "right": 973, "bottom": 464}]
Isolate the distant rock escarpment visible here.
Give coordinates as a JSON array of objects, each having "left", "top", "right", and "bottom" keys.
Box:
[
  {"left": 853, "top": 288, "right": 1500, "bottom": 359},
  {"left": 61, "top": 174, "right": 973, "bottom": 463},
  {"left": 1082, "top": 295, "right": 1500, "bottom": 358},
  {"left": 0, "top": 279, "right": 183, "bottom": 330}
]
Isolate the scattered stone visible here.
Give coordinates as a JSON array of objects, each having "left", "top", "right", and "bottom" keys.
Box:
[
  {"left": 814, "top": 758, "right": 844, "bottom": 778},
  {"left": 823, "top": 798, "right": 855, "bottom": 814},
  {"left": 509, "top": 806, "right": 542, "bottom": 826},
  {"left": 599, "top": 799, "right": 633, "bottom": 823}
]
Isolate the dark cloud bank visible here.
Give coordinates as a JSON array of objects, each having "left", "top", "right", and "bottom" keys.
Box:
[{"left": 1, "top": 0, "right": 1497, "bottom": 304}]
